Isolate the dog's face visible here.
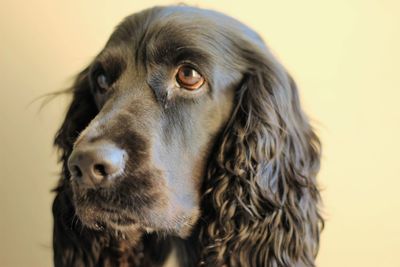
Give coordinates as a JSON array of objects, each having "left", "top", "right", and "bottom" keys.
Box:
[{"left": 67, "top": 7, "right": 253, "bottom": 236}]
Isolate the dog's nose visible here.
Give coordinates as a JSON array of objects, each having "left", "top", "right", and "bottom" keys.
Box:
[{"left": 68, "top": 141, "right": 126, "bottom": 186}]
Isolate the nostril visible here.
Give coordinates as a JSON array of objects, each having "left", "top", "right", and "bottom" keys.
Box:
[
  {"left": 71, "top": 165, "right": 83, "bottom": 178},
  {"left": 93, "top": 164, "right": 107, "bottom": 177},
  {"left": 68, "top": 142, "right": 126, "bottom": 186}
]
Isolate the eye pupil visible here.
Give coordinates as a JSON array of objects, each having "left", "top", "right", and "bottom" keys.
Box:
[
  {"left": 182, "top": 68, "right": 195, "bottom": 78},
  {"left": 176, "top": 66, "right": 204, "bottom": 90}
]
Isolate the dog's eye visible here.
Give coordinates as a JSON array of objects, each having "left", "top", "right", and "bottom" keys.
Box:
[
  {"left": 96, "top": 73, "right": 110, "bottom": 93},
  {"left": 176, "top": 65, "right": 204, "bottom": 90}
]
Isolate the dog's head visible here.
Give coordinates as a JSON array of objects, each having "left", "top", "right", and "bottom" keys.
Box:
[
  {"left": 55, "top": 7, "right": 322, "bottom": 265},
  {"left": 57, "top": 6, "right": 252, "bottom": 236}
]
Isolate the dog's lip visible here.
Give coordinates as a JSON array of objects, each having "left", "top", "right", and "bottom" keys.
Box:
[
  {"left": 95, "top": 209, "right": 154, "bottom": 233},
  {"left": 73, "top": 197, "right": 157, "bottom": 232},
  {"left": 75, "top": 204, "right": 138, "bottom": 228}
]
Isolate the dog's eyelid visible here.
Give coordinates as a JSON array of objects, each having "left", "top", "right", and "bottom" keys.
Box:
[{"left": 176, "top": 60, "right": 202, "bottom": 73}]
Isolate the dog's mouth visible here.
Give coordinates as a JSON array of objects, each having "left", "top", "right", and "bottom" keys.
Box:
[
  {"left": 71, "top": 189, "right": 139, "bottom": 230},
  {"left": 76, "top": 206, "right": 159, "bottom": 242},
  {"left": 73, "top": 204, "right": 158, "bottom": 245},
  {"left": 72, "top": 191, "right": 158, "bottom": 234},
  {"left": 77, "top": 204, "right": 134, "bottom": 224},
  {"left": 70, "top": 179, "right": 198, "bottom": 238}
]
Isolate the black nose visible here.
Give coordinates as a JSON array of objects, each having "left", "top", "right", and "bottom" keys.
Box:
[{"left": 68, "top": 141, "right": 126, "bottom": 186}]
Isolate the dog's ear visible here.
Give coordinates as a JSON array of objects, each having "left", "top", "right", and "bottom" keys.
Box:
[
  {"left": 54, "top": 67, "right": 98, "bottom": 177},
  {"left": 52, "top": 66, "right": 100, "bottom": 266},
  {"left": 201, "top": 44, "right": 323, "bottom": 266},
  {"left": 52, "top": 185, "right": 101, "bottom": 266}
]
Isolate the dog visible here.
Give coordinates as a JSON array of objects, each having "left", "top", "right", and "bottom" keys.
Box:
[{"left": 52, "top": 5, "right": 323, "bottom": 267}]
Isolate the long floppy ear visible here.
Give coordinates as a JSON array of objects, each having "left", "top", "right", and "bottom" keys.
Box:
[
  {"left": 200, "top": 45, "right": 323, "bottom": 267},
  {"left": 54, "top": 67, "right": 98, "bottom": 175},
  {"left": 52, "top": 67, "right": 101, "bottom": 266}
]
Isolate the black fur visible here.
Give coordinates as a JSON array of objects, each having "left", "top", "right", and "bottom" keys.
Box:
[{"left": 53, "top": 5, "right": 323, "bottom": 267}]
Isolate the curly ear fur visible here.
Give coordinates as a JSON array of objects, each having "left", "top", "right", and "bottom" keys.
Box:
[
  {"left": 52, "top": 20, "right": 322, "bottom": 267},
  {"left": 199, "top": 46, "right": 323, "bottom": 267}
]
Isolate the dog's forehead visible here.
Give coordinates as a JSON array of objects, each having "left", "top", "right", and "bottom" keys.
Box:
[
  {"left": 108, "top": 6, "right": 265, "bottom": 52},
  {"left": 136, "top": 6, "right": 239, "bottom": 34}
]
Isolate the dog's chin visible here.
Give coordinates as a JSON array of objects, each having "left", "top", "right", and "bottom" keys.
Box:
[
  {"left": 74, "top": 202, "right": 199, "bottom": 240},
  {"left": 74, "top": 205, "right": 149, "bottom": 238},
  {"left": 71, "top": 185, "right": 200, "bottom": 238}
]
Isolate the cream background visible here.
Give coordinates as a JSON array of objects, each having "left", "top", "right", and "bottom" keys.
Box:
[{"left": 1, "top": 0, "right": 399, "bottom": 266}]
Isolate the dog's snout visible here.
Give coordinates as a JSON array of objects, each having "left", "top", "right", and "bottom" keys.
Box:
[{"left": 68, "top": 141, "right": 126, "bottom": 186}]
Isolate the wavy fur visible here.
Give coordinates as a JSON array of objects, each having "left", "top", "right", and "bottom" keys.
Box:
[
  {"left": 199, "top": 48, "right": 323, "bottom": 267},
  {"left": 52, "top": 6, "right": 323, "bottom": 267}
]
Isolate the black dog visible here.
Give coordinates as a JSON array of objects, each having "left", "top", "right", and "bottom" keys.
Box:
[{"left": 53, "top": 5, "right": 323, "bottom": 267}]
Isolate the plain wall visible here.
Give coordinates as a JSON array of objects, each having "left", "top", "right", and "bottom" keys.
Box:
[{"left": 1, "top": 0, "right": 399, "bottom": 266}]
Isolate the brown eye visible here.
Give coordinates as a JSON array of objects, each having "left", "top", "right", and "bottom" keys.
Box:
[{"left": 176, "top": 65, "right": 205, "bottom": 90}]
